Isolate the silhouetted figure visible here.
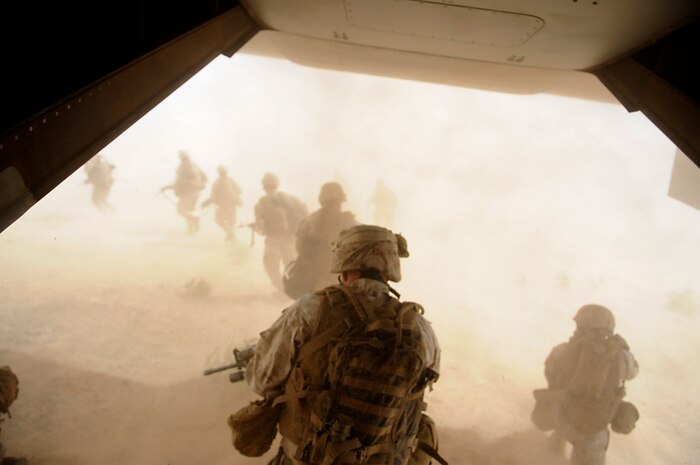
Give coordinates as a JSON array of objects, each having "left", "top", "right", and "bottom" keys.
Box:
[
  {"left": 161, "top": 150, "right": 207, "bottom": 234},
  {"left": 532, "top": 304, "right": 640, "bottom": 465},
  {"left": 283, "top": 182, "right": 357, "bottom": 298},
  {"left": 253, "top": 173, "right": 308, "bottom": 291},
  {"left": 230, "top": 225, "right": 445, "bottom": 465},
  {"left": 201, "top": 166, "right": 242, "bottom": 242},
  {"left": 0, "top": 366, "right": 27, "bottom": 465},
  {"left": 368, "top": 179, "right": 398, "bottom": 228},
  {"left": 84, "top": 154, "right": 115, "bottom": 211}
]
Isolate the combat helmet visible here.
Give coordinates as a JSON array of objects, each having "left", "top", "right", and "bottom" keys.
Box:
[
  {"left": 261, "top": 172, "right": 279, "bottom": 189},
  {"left": 318, "top": 182, "right": 346, "bottom": 206},
  {"left": 574, "top": 304, "right": 615, "bottom": 332},
  {"left": 329, "top": 224, "right": 409, "bottom": 282}
]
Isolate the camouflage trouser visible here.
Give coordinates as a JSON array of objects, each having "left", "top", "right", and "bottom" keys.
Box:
[
  {"left": 177, "top": 193, "right": 200, "bottom": 232},
  {"left": 263, "top": 234, "right": 295, "bottom": 290},
  {"left": 554, "top": 423, "right": 609, "bottom": 465},
  {"left": 215, "top": 205, "right": 237, "bottom": 240}
]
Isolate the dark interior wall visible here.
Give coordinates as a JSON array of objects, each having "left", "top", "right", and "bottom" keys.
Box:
[
  {"left": 634, "top": 17, "right": 700, "bottom": 107},
  {"left": 1, "top": 1, "right": 239, "bottom": 136},
  {"left": 591, "top": 16, "right": 700, "bottom": 170},
  {"left": 0, "top": 2, "right": 259, "bottom": 233}
]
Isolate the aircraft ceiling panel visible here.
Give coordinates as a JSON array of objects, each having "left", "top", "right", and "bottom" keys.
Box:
[
  {"left": 344, "top": 0, "right": 544, "bottom": 47},
  {"left": 242, "top": 30, "right": 616, "bottom": 103},
  {"left": 242, "top": 0, "right": 700, "bottom": 70}
]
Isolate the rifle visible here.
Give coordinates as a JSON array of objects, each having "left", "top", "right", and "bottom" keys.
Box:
[
  {"left": 203, "top": 344, "right": 256, "bottom": 383},
  {"left": 157, "top": 186, "right": 176, "bottom": 205},
  {"left": 238, "top": 222, "right": 256, "bottom": 247}
]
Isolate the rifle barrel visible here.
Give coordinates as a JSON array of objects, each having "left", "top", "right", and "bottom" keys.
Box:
[{"left": 203, "top": 362, "right": 240, "bottom": 376}]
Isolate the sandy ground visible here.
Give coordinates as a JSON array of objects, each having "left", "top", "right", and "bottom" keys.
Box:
[
  {"left": 0, "top": 225, "right": 568, "bottom": 465},
  {"left": 1, "top": 194, "right": 699, "bottom": 465}
]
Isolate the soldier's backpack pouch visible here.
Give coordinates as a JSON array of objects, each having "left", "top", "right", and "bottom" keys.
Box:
[
  {"left": 531, "top": 388, "right": 565, "bottom": 431},
  {"left": 611, "top": 401, "right": 639, "bottom": 434},
  {"left": 228, "top": 397, "right": 282, "bottom": 456},
  {"left": 0, "top": 366, "right": 19, "bottom": 413}
]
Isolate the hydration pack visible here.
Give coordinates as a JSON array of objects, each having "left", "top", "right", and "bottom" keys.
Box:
[
  {"left": 258, "top": 192, "right": 308, "bottom": 236},
  {"left": 561, "top": 333, "right": 627, "bottom": 435}
]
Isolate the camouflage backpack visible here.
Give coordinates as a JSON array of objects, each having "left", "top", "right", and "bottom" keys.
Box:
[
  {"left": 0, "top": 366, "right": 19, "bottom": 414},
  {"left": 279, "top": 285, "right": 435, "bottom": 465},
  {"left": 561, "top": 333, "right": 627, "bottom": 435}
]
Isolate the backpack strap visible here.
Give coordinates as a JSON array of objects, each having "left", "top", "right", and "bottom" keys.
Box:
[
  {"left": 338, "top": 284, "right": 376, "bottom": 321},
  {"left": 320, "top": 438, "right": 364, "bottom": 465},
  {"left": 272, "top": 389, "right": 308, "bottom": 407},
  {"left": 297, "top": 317, "right": 352, "bottom": 362},
  {"left": 296, "top": 288, "right": 355, "bottom": 362}
]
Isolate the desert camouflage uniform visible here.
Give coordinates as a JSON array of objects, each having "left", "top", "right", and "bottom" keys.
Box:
[
  {"left": 246, "top": 225, "right": 441, "bottom": 465},
  {"left": 545, "top": 324, "right": 639, "bottom": 465},
  {"left": 163, "top": 152, "right": 207, "bottom": 233},
  {"left": 255, "top": 191, "right": 299, "bottom": 290},
  {"left": 247, "top": 278, "right": 440, "bottom": 464},
  {"left": 84, "top": 154, "right": 115, "bottom": 210},
  {"left": 203, "top": 168, "right": 242, "bottom": 241},
  {"left": 294, "top": 206, "right": 357, "bottom": 290}
]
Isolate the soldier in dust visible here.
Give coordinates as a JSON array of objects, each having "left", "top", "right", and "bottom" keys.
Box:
[
  {"left": 201, "top": 165, "right": 242, "bottom": 242},
  {"left": 535, "top": 305, "right": 640, "bottom": 465},
  {"left": 84, "top": 153, "right": 115, "bottom": 211},
  {"left": 367, "top": 179, "right": 398, "bottom": 228},
  {"left": 0, "top": 366, "right": 27, "bottom": 465},
  {"left": 161, "top": 150, "right": 208, "bottom": 234},
  {"left": 233, "top": 225, "right": 444, "bottom": 465},
  {"left": 254, "top": 173, "right": 308, "bottom": 291},
  {"left": 285, "top": 182, "right": 358, "bottom": 297}
]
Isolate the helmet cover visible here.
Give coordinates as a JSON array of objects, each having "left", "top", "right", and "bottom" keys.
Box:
[{"left": 329, "top": 224, "right": 409, "bottom": 282}]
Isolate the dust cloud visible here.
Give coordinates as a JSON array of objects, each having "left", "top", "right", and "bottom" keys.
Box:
[{"left": 1, "top": 39, "right": 700, "bottom": 465}]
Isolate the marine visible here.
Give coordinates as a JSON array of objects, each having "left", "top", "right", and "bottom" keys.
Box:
[
  {"left": 161, "top": 150, "right": 208, "bottom": 234},
  {"left": 253, "top": 173, "right": 308, "bottom": 291},
  {"left": 201, "top": 165, "right": 243, "bottom": 241},
  {"left": 532, "top": 304, "right": 639, "bottom": 465},
  {"left": 230, "top": 224, "right": 445, "bottom": 465},
  {"left": 283, "top": 182, "right": 357, "bottom": 298},
  {"left": 367, "top": 179, "right": 398, "bottom": 228},
  {"left": 83, "top": 153, "right": 115, "bottom": 211}
]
